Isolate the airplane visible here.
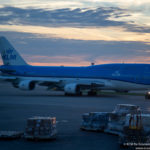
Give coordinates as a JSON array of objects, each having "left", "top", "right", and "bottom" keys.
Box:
[{"left": 0, "top": 36, "right": 150, "bottom": 97}]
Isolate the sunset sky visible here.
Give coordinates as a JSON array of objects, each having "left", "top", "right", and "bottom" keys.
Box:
[{"left": 0, "top": 0, "right": 150, "bottom": 66}]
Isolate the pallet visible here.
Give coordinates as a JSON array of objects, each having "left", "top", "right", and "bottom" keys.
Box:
[{"left": 0, "top": 131, "right": 23, "bottom": 140}]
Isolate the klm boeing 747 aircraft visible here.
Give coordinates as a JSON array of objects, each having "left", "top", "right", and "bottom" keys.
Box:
[{"left": 0, "top": 36, "right": 150, "bottom": 96}]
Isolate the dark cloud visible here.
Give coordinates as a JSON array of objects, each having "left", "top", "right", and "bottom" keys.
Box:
[
  {"left": 125, "top": 24, "right": 150, "bottom": 33},
  {"left": 0, "top": 6, "right": 125, "bottom": 27},
  {"left": 0, "top": 6, "right": 146, "bottom": 32},
  {"left": 0, "top": 6, "right": 149, "bottom": 33}
]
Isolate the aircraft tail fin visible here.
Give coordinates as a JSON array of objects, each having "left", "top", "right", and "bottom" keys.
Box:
[{"left": 0, "top": 36, "right": 27, "bottom": 65}]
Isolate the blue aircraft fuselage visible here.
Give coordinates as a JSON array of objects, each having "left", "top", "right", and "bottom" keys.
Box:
[{"left": 1, "top": 63, "right": 150, "bottom": 85}]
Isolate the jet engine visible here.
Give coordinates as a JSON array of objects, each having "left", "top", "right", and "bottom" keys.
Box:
[
  {"left": 18, "top": 80, "right": 35, "bottom": 90},
  {"left": 64, "top": 83, "right": 81, "bottom": 95}
]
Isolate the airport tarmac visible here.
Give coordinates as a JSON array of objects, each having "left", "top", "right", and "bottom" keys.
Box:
[{"left": 0, "top": 83, "right": 150, "bottom": 150}]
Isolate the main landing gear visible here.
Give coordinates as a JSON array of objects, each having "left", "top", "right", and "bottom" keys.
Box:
[
  {"left": 65, "top": 92, "right": 82, "bottom": 96},
  {"left": 87, "top": 90, "right": 97, "bottom": 96}
]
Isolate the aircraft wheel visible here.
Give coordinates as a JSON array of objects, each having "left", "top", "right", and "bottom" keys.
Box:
[
  {"left": 88, "top": 91, "right": 97, "bottom": 96},
  {"left": 64, "top": 92, "right": 82, "bottom": 96},
  {"left": 65, "top": 93, "right": 71, "bottom": 96},
  {"left": 76, "top": 91, "right": 82, "bottom": 96}
]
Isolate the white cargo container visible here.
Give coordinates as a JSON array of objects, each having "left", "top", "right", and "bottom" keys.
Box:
[
  {"left": 113, "top": 104, "right": 141, "bottom": 114},
  {"left": 81, "top": 112, "right": 109, "bottom": 131},
  {"left": 81, "top": 104, "right": 142, "bottom": 135},
  {"left": 25, "top": 116, "right": 57, "bottom": 140}
]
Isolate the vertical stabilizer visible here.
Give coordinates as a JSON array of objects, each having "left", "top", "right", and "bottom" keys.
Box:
[{"left": 0, "top": 36, "right": 27, "bottom": 65}]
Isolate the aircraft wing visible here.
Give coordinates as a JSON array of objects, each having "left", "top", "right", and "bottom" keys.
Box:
[
  {"left": 35, "top": 79, "right": 106, "bottom": 91},
  {"left": 0, "top": 75, "right": 17, "bottom": 81},
  {"left": 0, "top": 75, "right": 107, "bottom": 92},
  {"left": 33, "top": 78, "right": 106, "bottom": 89},
  {"left": 24, "top": 77, "right": 62, "bottom": 85},
  {"left": 0, "top": 76, "right": 106, "bottom": 87}
]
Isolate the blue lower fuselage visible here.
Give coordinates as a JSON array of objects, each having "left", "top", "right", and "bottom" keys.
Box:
[{"left": 1, "top": 63, "right": 150, "bottom": 85}]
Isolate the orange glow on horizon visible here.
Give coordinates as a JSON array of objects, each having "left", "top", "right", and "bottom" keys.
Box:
[
  {"left": 1, "top": 56, "right": 150, "bottom": 66},
  {"left": 1, "top": 60, "right": 150, "bottom": 67},
  {"left": 28, "top": 62, "right": 89, "bottom": 67}
]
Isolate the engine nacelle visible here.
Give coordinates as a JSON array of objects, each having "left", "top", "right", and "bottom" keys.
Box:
[
  {"left": 18, "top": 80, "right": 35, "bottom": 90},
  {"left": 64, "top": 83, "right": 80, "bottom": 95}
]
